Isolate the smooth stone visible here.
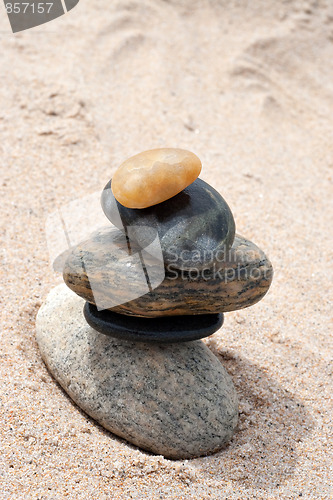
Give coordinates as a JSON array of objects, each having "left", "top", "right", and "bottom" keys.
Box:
[
  {"left": 111, "top": 148, "right": 202, "bottom": 209},
  {"left": 83, "top": 302, "right": 224, "bottom": 343},
  {"left": 63, "top": 228, "right": 273, "bottom": 318},
  {"left": 36, "top": 285, "right": 239, "bottom": 459},
  {"left": 101, "top": 177, "right": 236, "bottom": 271}
]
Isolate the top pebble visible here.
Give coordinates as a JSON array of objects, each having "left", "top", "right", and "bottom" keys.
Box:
[{"left": 111, "top": 148, "right": 202, "bottom": 209}]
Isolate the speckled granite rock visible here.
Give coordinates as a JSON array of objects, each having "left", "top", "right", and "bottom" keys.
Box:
[
  {"left": 63, "top": 228, "right": 273, "bottom": 317},
  {"left": 36, "top": 285, "right": 239, "bottom": 459},
  {"left": 101, "top": 178, "right": 236, "bottom": 270}
]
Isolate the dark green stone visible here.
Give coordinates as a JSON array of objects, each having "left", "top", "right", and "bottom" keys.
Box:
[{"left": 101, "top": 178, "right": 236, "bottom": 270}]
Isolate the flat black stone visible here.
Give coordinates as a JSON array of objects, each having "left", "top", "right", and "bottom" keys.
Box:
[{"left": 83, "top": 302, "right": 224, "bottom": 343}]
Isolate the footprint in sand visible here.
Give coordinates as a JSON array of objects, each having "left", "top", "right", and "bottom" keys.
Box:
[{"left": 75, "top": 0, "right": 333, "bottom": 155}]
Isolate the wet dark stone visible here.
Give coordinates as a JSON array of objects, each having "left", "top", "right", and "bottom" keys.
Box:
[
  {"left": 101, "top": 178, "right": 236, "bottom": 270},
  {"left": 83, "top": 302, "right": 224, "bottom": 343}
]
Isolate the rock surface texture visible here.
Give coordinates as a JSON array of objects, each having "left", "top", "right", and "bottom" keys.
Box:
[
  {"left": 111, "top": 148, "right": 202, "bottom": 209},
  {"left": 36, "top": 285, "right": 239, "bottom": 459},
  {"left": 102, "top": 177, "right": 236, "bottom": 271},
  {"left": 63, "top": 229, "right": 273, "bottom": 317},
  {"left": 83, "top": 302, "right": 224, "bottom": 343}
]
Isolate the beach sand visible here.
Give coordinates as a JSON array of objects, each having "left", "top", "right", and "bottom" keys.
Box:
[{"left": 0, "top": 0, "right": 332, "bottom": 498}]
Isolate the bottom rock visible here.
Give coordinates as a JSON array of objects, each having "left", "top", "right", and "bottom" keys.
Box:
[{"left": 36, "top": 285, "right": 239, "bottom": 459}]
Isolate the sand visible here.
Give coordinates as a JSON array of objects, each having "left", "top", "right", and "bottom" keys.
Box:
[{"left": 0, "top": 0, "right": 332, "bottom": 498}]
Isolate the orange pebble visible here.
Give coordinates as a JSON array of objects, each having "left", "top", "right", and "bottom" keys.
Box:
[{"left": 111, "top": 148, "right": 202, "bottom": 208}]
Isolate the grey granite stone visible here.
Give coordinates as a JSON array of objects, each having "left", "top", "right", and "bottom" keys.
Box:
[
  {"left": 101, "top": 178, "right": 236, "bottom": 270},
  {"left": 36, "top": 285, "right": 239, "bottom": 459},
  {"left": 63, "top": 228, "right": 273, "bottom": 317}
]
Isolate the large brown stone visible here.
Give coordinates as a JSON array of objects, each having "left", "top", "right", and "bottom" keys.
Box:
[{"left": 63, "top": 227, "right": 273, "bottom": 318}]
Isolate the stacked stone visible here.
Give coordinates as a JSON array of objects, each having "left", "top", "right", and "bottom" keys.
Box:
[
  {"left": 36, "top": 148, "right": 273, "bottom": 459},
  {"left": 63, "top": 148, "right": 272, "bottom": 339}
]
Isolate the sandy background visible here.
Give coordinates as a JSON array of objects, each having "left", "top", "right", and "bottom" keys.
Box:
[{"left": 0, "top": 0, "right": 332, "bottom": 498}]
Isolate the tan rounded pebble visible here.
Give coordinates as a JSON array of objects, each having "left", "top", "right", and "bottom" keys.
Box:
[{"left": 111, "top": 148, "right": 202, "bottom": 208}]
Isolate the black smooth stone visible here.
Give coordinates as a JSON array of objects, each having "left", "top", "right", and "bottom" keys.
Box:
[
  {"left": 101, "top": 178, "right": 235, "bottom": 270},
  {"left": 83, "top": 302, "right": 224, "bottom": 343}
]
